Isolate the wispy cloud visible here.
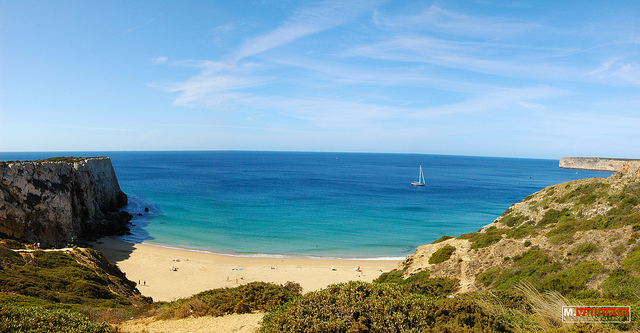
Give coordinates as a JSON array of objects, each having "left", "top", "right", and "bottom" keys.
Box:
[
  {"left": 585, "top": 57, "right": 640, "bottom": 86},
  {"left": 375, "top": 4, "right": 538, "bottom": 38},
  {"left": 161, "top": 0, "right": 381, "bottom": 110},
  {"left": 153, "top": 56, "right": 168, "bottom": 64},
  {"left": 408, "top": 86, "right": 568, "bottom": 119},
  {"left": 230, "top": 0, "right": 379, "bottom": 62},
  {"left": 158, "top": 60, "right": 273, "bottom": 108}
]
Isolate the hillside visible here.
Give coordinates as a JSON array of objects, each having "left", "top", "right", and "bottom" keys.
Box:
[{"left": 400, "top": 161, "right": 640, "bottom": 298}]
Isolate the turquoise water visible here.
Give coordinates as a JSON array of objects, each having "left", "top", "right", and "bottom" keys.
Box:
[{"left": 1, "top": 151, "right": 611, "bottom": 259}]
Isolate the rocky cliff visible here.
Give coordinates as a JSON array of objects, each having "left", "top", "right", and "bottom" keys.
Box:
[
  {"left": 0, "top": 157, "right": 130, "bottom": 247},
  {"left": 559, "top": 157, "right": 640, "bottom": 175}
]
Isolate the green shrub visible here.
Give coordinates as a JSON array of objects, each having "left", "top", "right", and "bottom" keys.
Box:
[
  {"left": 260, "top": 282, "right": 512, "bottom": 333},
  {"left": 164, "top": 281, "right": 301, "bottom": 319},
  {"left": 0, "top": 249, "right": 131, "bottom": 308},
  {"left": 431, "top": 235, "right": 454, "bottom": 244},
  {"left": 569, "top": 242, "right": 599, "bottom": 257},
  {"left": 538, "top": 261, "right": 604, "bottom": 297},
  {"left": 0, "top": 306, "right": 112, "bottom": 333},
  {"left": 429, "top": 245, "right": 456, "bottom": 264},
  {"left": 477, "top": 268, "right": 501, "bottom": 287},
  {"left": 260, "top": 281, "right": 433, "bottom": 333},
  {"left": 622, "top": 250, "right": 640, "bottom": 273},
  {"left": 458, "top": 228, "right": 505, "bottom": 249},
  {"left": 558, "top": 182, "right": 609, "bottom": 205},
  {"left": 493, "top": 250, "right": 561, "bottom": 290},
  {"left": 373, "top": 269, "right": 404, "bottom": 284},
  {"left": 403, "top": 276, "right": 459, "bottom": 297},
  {"left": 539, "top": 209, "right": 573, "bottom": 227},
  {"left": 471, "top": 232, "right": 503, "bottom": 249},
  {"left": 375, "top": 270, "right": 459, "bottom": 297},
  {"left": 601, "top": 268, "right": 640, "bottom": 299},
  {"left": 422, "top": 296, "right": 513, "bottom": 333},
  {"left": 501, "top": 213, "right": 529, "bottom": 227}
]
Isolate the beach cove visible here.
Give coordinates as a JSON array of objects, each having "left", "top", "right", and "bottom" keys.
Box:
[{"left": 93, "top": 237, "right": 400, "bottom": 302}]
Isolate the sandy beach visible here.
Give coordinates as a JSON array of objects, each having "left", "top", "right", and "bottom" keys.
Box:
[{"left": 93, "top": 237, "right": 401, "bottom": 302}]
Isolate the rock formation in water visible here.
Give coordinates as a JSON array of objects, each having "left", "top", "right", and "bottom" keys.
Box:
[{"left": 0, "top": 157, "right": 131, "bottom": 248}]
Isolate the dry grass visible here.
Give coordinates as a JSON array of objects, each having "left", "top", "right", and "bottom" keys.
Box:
[{"left": 516, "top": 282, "right": 583, "bottom": 330}]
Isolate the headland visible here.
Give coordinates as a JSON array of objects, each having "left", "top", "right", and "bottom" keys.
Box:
[{"left": 559, "top": 157, "right": 640, "bottom": 173}]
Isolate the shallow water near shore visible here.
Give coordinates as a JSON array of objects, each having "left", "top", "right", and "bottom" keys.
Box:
[{"left": 1, "top": 151, "right": 611, "bottom": 258}]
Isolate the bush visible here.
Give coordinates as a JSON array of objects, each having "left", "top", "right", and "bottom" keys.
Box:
[
  {"left": 373, "top": 269, "right": 404, "bottom": 284},
  {"left": 260, "top": 281, "right": 433, "bottom": 332},
  {"left": 164, "top": 281, "right": 301, "bottom": 319},
  {"left": 538, "top": 261, "right": 604, "bottom": 297},
  {"left": 422, "top": 297, "right": 512, "bottom": 333},
  {"left": 404, "top": 276, "right": 459, "bottom": 297},
  {"left": 375, "top": 270, "right": 460, "bottom": 297},
  {"left": 429, "top": 245, "right": 456, "bottom": 264},
  {"left": 431, "top": 235, "right": 454, "bottom": 244},
  {"left": 538, "top": 209, "right": 573, "bottom": 227},
  {"left": 477, "top": 268, "right": 501, "bottom": 287},
  {"left": 0, "top": 249, "right": 131, "bottom": 308},
  {"left": 458, "top": 228, "right": 505, "bottom": 249},
  {"left": 601, "top": 268, "right": 640, "bottom": 299},
  {"left": 493, "top": 250, "right": 561, "bottom": 290},
  {"left": 260, "top": 282, "right": 512, "bottom": 333},
  {"left": 569, "top": 242, "right": 599, "bottom": 257},
  {"left": 0, "top": 306, "right": 112, "bottom": 333},
  {"left": 622, "top": 250, "right": 640, "bottom": 272},
  {"left": 501, "top": 213, "right": 529, "bottom": 227}
]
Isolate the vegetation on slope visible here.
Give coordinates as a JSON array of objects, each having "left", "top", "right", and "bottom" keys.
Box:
[
  {"left": 159, "top": 281, "right": 302, "bottom": 319},
  {"left": 260, "top": 281, "right": 513, "bottom": 333},
  {"left": 0, "top": 247, "right": 141, "bottom": 309},
  {"left": 0, "top": 156, "right": 104, "bottom": 165},
  {"left": 0, "top": 306, "right": 112, "bottom": 333},
  {"left": 407, "top": 175, "right": 640, "bottom": 298}
]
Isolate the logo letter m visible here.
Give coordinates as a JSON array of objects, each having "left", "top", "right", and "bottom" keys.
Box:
[{"left": 563, "top": 307, "right": 576, "bottom": 317}]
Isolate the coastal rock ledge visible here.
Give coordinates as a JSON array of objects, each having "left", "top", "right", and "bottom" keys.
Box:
[
  {"left": 559, "top": 157, "right": 640, "bottom": 176},
  {"left": 0, "top": 157, "right": 130, "bottom": 248}
]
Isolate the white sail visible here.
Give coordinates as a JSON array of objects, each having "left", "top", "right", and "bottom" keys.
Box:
[{"left": 411, "top": 165, "right": 425, "bottom": 186}]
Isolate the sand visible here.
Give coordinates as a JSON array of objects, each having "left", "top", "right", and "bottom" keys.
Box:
[
  {"left": 94, "top": 237, "right": 401, "bottom": 332},
  {"left": 116, "top": 313, "right": 263, "bottom": 333},
  {"left": 93, "top": 237, "right": 401, "bottom": 302}
]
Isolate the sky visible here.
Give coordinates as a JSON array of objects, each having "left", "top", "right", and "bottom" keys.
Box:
[{"left": 1, "top": 1, "right": 639, "bottom": 159}]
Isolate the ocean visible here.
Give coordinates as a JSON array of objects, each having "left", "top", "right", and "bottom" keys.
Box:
[{"left": 0, "top": 151, "right": 611, "bottom": 259}]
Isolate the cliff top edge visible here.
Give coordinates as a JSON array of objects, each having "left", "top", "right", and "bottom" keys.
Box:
[{"left": 0, "top": 156, "right": 109, "bottom": 165}]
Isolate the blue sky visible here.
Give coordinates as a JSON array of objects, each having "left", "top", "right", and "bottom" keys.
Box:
[{"left": 1, "top": 1, "right": 639, "bottom": 158}]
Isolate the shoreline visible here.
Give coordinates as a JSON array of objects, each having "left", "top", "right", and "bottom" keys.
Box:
[
  {"left": 93, "top": 237, "right": 401, "bottom": 302},
  {"left": 126, "top": 239, "right": 406, "bottom": 261}
]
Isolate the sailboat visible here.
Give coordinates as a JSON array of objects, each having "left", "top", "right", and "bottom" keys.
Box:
[{"left": 411, "top": 165, "right": 425, "bottom": 186}]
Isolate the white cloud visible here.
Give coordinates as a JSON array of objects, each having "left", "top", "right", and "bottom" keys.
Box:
[
  {"left": 153, "top": 56, "right": 168, "bottom": 64},
  {"left": 231, "top": 0, "right": 378, "bottom": 62},
  {"left": 585, "top": 58, "right": 640, "bottom": 86}
]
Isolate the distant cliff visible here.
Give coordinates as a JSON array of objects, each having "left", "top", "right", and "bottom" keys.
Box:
[
  {"left": 0, "top": 157, "right": 130, "bottom": 247},
  {"left": 559, "top": 157, "right": 640, "bottom": 176}
]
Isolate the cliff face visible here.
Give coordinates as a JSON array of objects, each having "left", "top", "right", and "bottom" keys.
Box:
[
  {"left": 0, "top": 157, "right": 130, "bottom": 247},
  {"left": 559, "top": 157, "right": 640, "bottom": 175}
]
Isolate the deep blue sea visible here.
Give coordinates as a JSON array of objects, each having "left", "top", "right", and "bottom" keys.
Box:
[{"left": 0, "top": 151, "right": 612, "bottom": 259}]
